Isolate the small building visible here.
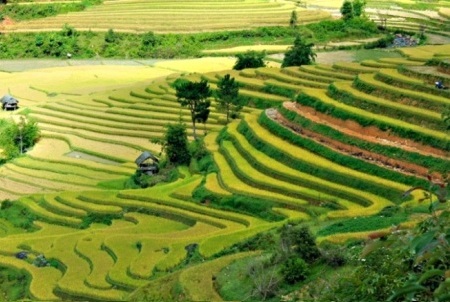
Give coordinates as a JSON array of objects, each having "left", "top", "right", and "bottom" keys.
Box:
[
  {"left": 135, "top": 151, "right": 160, "bottom": 175},
  {"left": 1, "top": 94, "right": 19, "bottom": 111}
]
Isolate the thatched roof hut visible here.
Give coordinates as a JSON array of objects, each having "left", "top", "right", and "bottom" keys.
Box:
[
  {"left": 1, "top": 94, "right": 19, "bottom": 110},
  {"left": 135, "top": 151, "right": 159, "bottom": 175}
]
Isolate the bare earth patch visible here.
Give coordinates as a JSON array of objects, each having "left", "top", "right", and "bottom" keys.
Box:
[{"left": 268, "top": 102, "right": 448, "bottom": 180}]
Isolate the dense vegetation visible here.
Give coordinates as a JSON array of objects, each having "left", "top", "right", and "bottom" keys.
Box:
[
  {"left": 0, "top": 0, "right": 449, "bottom": 301},
  {"left": 0, "top": 18, "right": 381, "bottom": 59}
]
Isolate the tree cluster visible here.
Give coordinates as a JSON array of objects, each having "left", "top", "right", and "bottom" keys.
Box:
[
  {"left": 174, "top": 78, "right": 211, "bottom": 140},
  {"left": 340, "top": 0, "right": 366, "bottom": 21},
  {"left": 0, "top": 117, "right": 40, "bottom": 160},
  {"left": 215, "top": 74, "right": 243, "bottom": 123},
  {"left": 233, "top": 50, "right": 266, "bottom": 70},
  {"left": 245, "top": 225, "right": 324, "bottom": 300},
  {"left": 282, "top": 35, "right": 316, "bottom": 67}
]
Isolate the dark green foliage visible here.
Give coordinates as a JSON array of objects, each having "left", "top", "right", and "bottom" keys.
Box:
[
  {"left": 233, "top": 50, "right": 266, "bottom": 70},
  {"left": 0, "top": 266, "right": 30, "bottom": 301},
  {"left": 261, "top": 84, "right": 296, "bottom": 99},
  {"left": 289, "top": 10, "right": 298, "bottom": 28},
  {"left": 277, "top": 106, "right": 449, "bottom": 175},
  {"left": 352, "top": 0, "right": 366, "bottom": 17},
  {"left": 279, "top": 225, "right": 321, "bottom": 263},
  {"left": 282, "top": 256, "right": 309, "bottom": 284},
  {"left": 320, "top": 244, "right": 347, "bottom": 268},
  {"left": 0, "top": 19, "right": 382, "bottom": 59},
  {"left": 281, "top": 35, "right": 316, "bottom": 67},
  {"left": 80, "top": 212, "right": 123, "bottom": 229},
  {"left": 0, "top": 117, "right": 40, "bottom": 160},
  {"left": 104, "top": 28, "right": 117, "bottom": 43},
  {"left": 125, "top": 170, "right": 154, "bottom": 189},
  {"left": 306, "top": 181, "right": 449, "bottom": 302},
  {"left": 363, "top": 34, "right": 394, "bottom": 49},
  {"left": 0, "top": 200, "right": 36, "bottom": 231},
  {"left": 340, "top": 0, "right": 354, "bottom": 21},
  {"left": 188, "top": 137, "right": 208, "bottom": 160},
  {"left": 174, "top": 78, "right": 212, "bottom": 139},
  {"left": 317, "top": 212, "right": 407, "bottom": 237},
  {"left": 192, "top": 185, "right": 284, "bottom": 222},
  {"left": 139, "top": 31, "right": 160, "bottom": 57},
  {"left": 215, "top": 74, "right": 242, "bottom": 123},
  {"left": 306, "top": 18, "right": 378, "bottom": 42},
  {"left": 340, "top": 0, "right": 366, "bottom": 20},
  {"left": 164, "top": 122, "right": 191, "bottom": 165}
]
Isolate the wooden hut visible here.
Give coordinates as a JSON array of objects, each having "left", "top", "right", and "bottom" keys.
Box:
[
  {"left": 135, "top": 151, "right": 160, "bottom": 175},
  {"left": 1, "top": 94, "right": 19, "bottom": 111}
]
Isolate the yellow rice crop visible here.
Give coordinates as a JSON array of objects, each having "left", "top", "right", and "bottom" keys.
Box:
[
  {"left": 272, "top": 208, "right": 310, "bottom": 220},
  {"left": 203, "top": 45, "right": 290, "bottom": 54},
  {"left": 204, "top": 173, "right": 232, "bottom": 196},
  {"left": 226, "top": 122, "right": 379, "bottom": 213},
  {"left": 154, "top": 57, "right": 236, "bottom": 73},
  {"left": 18, "top": 197, "right": 83, "bottom": 226},
  {"left": 129, "top": 238, "right": 169, "bottom": 279},
  {"left": 75, "top": 235, "right": 114, "bottom": 290},
  {"left": 199, "top": 223, "right": 278, "bottom": 258},
  {"left": 56, "top": 192, "right": 123, "bottom": 214},
  {"left": 246, "top": 110, "right": 408, "bottom": 193},
  {"left": 3, "top": 165, "right": 96, "bottom": 190},
  {"left": 21, "top": 66, "right": 175, "bottom": 96},
  {"left": 333, "top": 80, "right": 441, "bottom": 122},
  {"left": 103, "top": 235, "right": 150, "bottom": 289}
]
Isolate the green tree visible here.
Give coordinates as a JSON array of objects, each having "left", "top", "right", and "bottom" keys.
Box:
[
  {"left": 0, "top": 117, "right": 40, "bottom": 160},
  {"left": 340, "top": 0, "right": 354, "bottom": 21},
  {"left": 281, "top": 256, "right": 309, "bottom": 284},
  {"left": 289, "top": 10, "right": 298, "bottom": 28},
  {"left": 278, "top": 225, "right": 321, "bottom": 263},
  {"left": 105, "top": 28, "right": 117, "bottom": 43},
  {"left": 174, "top": 79, "right": 211, "bottom": 140},
  {"left": 164, "top": 122, "right": 191, "bottom": 165},
  {"left": 281, "top": 35, "right": 316, "bottom": 67},
  {"left": 216, "top": 74, "right": 242, "bottom": 123},
  {"left": 233, "top": 50, "right": 266, "bottom": 70},
  {"left": 353, "top": 0, "right": 366, "bottom": 17}
]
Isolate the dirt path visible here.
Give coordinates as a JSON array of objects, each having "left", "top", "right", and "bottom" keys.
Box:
[{"left": 267, "top": 102, "right": 448, "bottom": 180}]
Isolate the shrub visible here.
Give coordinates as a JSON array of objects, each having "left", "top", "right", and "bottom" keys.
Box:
[
  {"left": 0, "top": 200, "right": 36, "bottom": 231},
  {"left": 80, "top": 212, "right": 123, "bottom": 229},
  {"left": 233, "top": 50, "right": 266, "bottom": 70},
  {"left": 282, "top": 256, "right": 309, "bottom": 284}
]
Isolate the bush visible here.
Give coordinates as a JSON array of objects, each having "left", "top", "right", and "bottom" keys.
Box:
[
  {"left": 0, "top": 200, "right": 36, "bottom": 231},
  {"left": 80, "top": 212, "right": 123, "bottom": 229},
  {"left": 0, "top": 117, "right": 40, "bottom": 160},
  {"left": 233, "top": 50, "right": 266, "bottom": 70},
  {"left": 282, "top": 256, "right": 309, "bottom": 284}
]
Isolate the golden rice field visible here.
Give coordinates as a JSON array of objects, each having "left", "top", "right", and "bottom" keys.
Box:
[
  {"left": 1, "top": 0, "right": 331, "bottom": 33},
  {"left": 0, "top": 41, "right": 449, "bottom": 300}
]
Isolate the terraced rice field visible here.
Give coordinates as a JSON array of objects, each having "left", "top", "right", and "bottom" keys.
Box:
[
  {"left": 1, "top": 0, "right": 331, "bottom": 33},
  {"left": 0, "top": 36, "right": 449, "bottom": 301}
]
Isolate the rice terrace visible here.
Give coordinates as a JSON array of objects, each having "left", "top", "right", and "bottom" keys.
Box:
[{"left": 0, "top": 0, "right": 449, "bottom": 301}]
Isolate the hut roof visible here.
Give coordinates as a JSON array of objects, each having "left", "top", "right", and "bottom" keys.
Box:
[
  {"left": 135, "top": 151, "right": 159, "bottom": 165},
  {"left": 1, "top": 94, "right": 18, "bottom": 104}
]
